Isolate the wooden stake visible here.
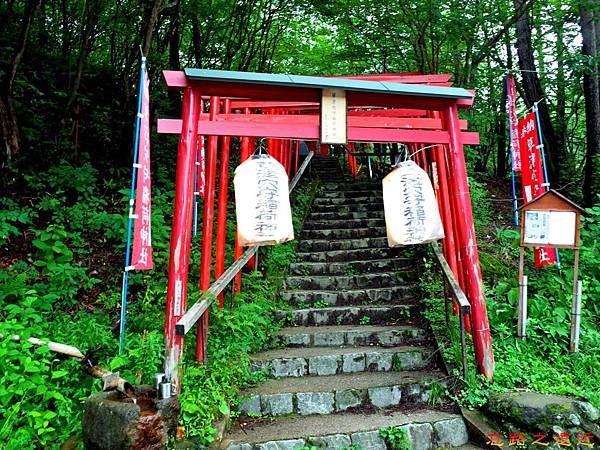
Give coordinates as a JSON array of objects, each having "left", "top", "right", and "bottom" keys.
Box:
[{"left": 517, "top": 246, "right": 526, "bottom": 339}]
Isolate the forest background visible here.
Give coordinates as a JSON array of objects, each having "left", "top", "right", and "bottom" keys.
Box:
[{"left": 1, "top": 0, "right": 600, "bottom": 448}]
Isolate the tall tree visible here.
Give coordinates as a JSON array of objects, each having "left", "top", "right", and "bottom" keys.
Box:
[
  {"left": 0, "top": 0, "right": 40, "bottom": 168},
  {"left": 580, "top": 0, "right": 600, "bottom": 206},
  {"left": 514, "top": 0, "right": 561, "bottom": 184}
]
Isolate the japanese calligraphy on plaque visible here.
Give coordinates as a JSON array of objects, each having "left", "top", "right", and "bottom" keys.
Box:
[{"left": 321, "top": 88, "right": 347, "bottom": 144}]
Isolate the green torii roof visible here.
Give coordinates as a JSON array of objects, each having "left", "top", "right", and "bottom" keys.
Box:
[{"left": 184, "top": 68, "right": 473, "bottom": 100}]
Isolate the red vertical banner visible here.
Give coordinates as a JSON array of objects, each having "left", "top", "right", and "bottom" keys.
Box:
[
  {"left": 518, "top": 112, "right": 556, "bottom": 268},
  {"left": 131, "top": 71, "right": 153, "bottom": 270},
  {"left": 506, "top": 74, "right": 521, "bottom": 172}
]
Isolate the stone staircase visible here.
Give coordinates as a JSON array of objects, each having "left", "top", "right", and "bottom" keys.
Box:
[{"left": 220, "top": 157, "right": 471, "bottom": 450}]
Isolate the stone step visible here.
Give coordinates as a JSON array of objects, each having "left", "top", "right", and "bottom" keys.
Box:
[
  {"left": 273, "top": 324, "right": 427, "bottom": 348},
  {"left": 322, "top": 182, "right": 381, "bottom": 191},
  {"left": 297, "top": 237, "right": 388, "bottom": 252},
  {"left": 296, "top": 247, "right": 403, "bottom": 263},
  {"left": 319, "top": 189, "right": 383, "bottom": 199},
  {"left": 309, "top": 202, "right": 384, "bottom": 213},
  {"left": 308, "top": 210, "right": 384, "bottom": 221},
  {"left": 277, "top": 304, "right": 417, "bottom": 327},
  {"left": 238, "top": 371, "right": 447, "bottom": 417},
  {"left": 222, "top": 409, "right": 469, "bottom": 450},
  {"left": 313, "top": 195, "right": 383, "bottom": 206},
  {"left": 288, "top": 258, "right": 413, "bottom": 276},
  {"left": 301, "top": 226, "right": 386, "bottom": 240},
  {"left": 250, "top": 345, "right": 433, "bottom": 378},
  {"left": 302, "top": 217, "right": 386, "bottom": 230},
  {"left": 284, "top": 271, "right": 416, "bottom": 291},
  {"left": 281, "top": 285, "right": 417, "bottom": 307}
]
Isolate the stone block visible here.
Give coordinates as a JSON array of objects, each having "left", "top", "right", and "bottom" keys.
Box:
[
  {"left": 238, "top": 395, "right": 261, "bottom": 416},
  {"left": 314, "top": 331, "right": 345, "bottom": 347},
  {"left": 399, "top": 422, "right": 434, "bottom": 450},
  {"left": 396, "top": 351, "right": 424, "bottom": 370},
  {"left": 433, "top": 418, "right": 469, "bottom": 447},
  {"left": 335, "top": 389, "right": 363, "bottom": 411},
  {"left": 307, "top": 434, "right": 352, "bottom": 449},
  {"left": 342, "top": 352, "right": 366, "bottom": 373},
  {"left": 271, "top": 358, "right": 307, "bottom": 377},
  {"left": 345, "top": 329, "right": 370, "bottom": 346},
  {"left": 255, "top": 439, "right": 305, "bottom": 450},
  {"left": 365, "top": 351, "right": 393, "bottom": 372},
  {"left": 308, "top": 354, "right": 339, "bottom": 376},
  {"left": 368, "top": 385, "right": 402, "bottom": 408},
  {"left": 296, "top": 392, "right": 334, "bottom": 415},
  {"left": 224, "top": 444, "right": 253, "bottom": 450},
  {"left": 350, "top": 430, "right": 387, "bottom": 450},
  {"left": 285, "top": 333, "right": 310, "bottom": 347},
  {"left": 261, "top": 393, "right": 293, "bottom": 416}
]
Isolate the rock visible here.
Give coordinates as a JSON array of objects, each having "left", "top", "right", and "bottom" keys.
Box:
[
  {"left": 342, "top": 352, "right": 366, "bottom": 373},
  {"left": 307, "top": 434, "right": 352, "bottom": 449},
  {"left": 224, "top": 444, "right": 253, "bottom": 450},
  {"left": 255, "top": 439, "right": 305, "bottom": 450},
  {"left": 308, "top": 354, "right": 339, "bottom": 376},
  {"left": 399, "top": 423, "right": 434, "bottom": 450},
  {"left": 575, "top": 401, "right": 600, "bottom": 422},
  {"left": 261, "top": 394, "right": 293, "bottom": 416},
  {"left": 433, "top": 418, "right": 469, "bottom": 447},
  {"left": 367, "top": 385, "right": 402, "bottom": 408},
  {"left": 296, "top": 392, "right": 335, "bottom": 415},
  {"left": 335, "top": 389, "right": 363, "bottom": 411},
  {"left": 350, "top": 430, "right": 387, "bottom": 450},
  {"left": 487, "top": 390, "right": 600, "bottom": 437},
  {"left": 238, "top": 395, "right": 261, "bottom": 416}
]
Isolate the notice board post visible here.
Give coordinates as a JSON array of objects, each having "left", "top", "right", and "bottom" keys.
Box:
[{"left": 517, "top": 190, "right": 585, "bottom": 352}]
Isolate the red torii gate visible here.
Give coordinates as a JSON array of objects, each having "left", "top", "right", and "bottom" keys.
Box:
[{"left": 158, "top": 69, "right": 495, "bottom": 392}]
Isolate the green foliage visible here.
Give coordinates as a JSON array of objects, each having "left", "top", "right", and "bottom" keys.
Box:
[{"left": 379, "top": 426, "right": 412, "bottom": 450}]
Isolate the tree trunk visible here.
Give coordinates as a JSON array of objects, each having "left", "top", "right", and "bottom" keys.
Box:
[
  {"left": 0, "top": 0, "right": 39, "bottom": 167},
  {"left": 64, "top": 0, "right": 104, "bottom": 118},
  {"left": 514, "top": 0, "right": 561, "bottom": 184},
  {"left": 580, "top": 4, "right": 600, "bottom": 206}
]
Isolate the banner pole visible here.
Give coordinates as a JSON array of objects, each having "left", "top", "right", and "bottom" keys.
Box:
[
  {"left": 119, "top": 56, "right": 147, "bottom": 353},
  {"left": 506, "top": 74, "right": 519, "bottom": 226},
  {"left": 533, "top": 102, "right": 561, "bottom": 270}
]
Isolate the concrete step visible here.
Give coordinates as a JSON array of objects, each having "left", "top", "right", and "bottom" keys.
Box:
[
  {"left": 319, "top": 189, "right": 383, "bottom": 199},
  {"left": 313, "top": 195, "right": 383, "bottom": 206},
  {"left": 284, "top": 271, "right": 416, "bottom": 291},
  {"left": 222, "top": 409, "right": 469, "bottom": 450},
  {"left": 250, "top": 345, "right": 433, "bottom": 377},
  {"left": 281, "top": 285, "right": 417, "bottom": 307},
  {"left": 273, "top": 324, "right": 427, "bottom": 348},
  {"left": 322, "top": 182, "right": 381, "bottom": 191},
  {"left": 297, "top": 237, "right": 388, "bottom": 252},
  {"left": 238, "top": 371, "right": 448, "bottom": 417},
  {"left": 288, "top": 258, "right": 413, "bottom": 276},
  {"left": 308, "top": 210, "right": 384, "bottom": 221},
  {"left": 302, "top": 217, "right": 386, "bottom": 230},
  {"left": 277, "top": 304, "right": 417, "bottom": 327},
  {"left": 301, "top": 226, "right": 386, "bottom": 240},
  {"left": 309, "top": 202, "right": 384, "bottom": 213},
  {"left": 296, "top": 247, "right": 404, "bottom": 263}
]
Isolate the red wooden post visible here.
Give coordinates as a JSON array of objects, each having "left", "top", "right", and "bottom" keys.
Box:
[
  {"left": 320, "top": 143, "right": 329, "bottom": 156},
  {"left": 164, "top": 86, "right": 201, "bottom": 392},
  {"left": 215, "top": 98, "right": 232, "bottom": 309},
  {"left": 234, "top": 109, "right": 253, "bottom": 293},
  {"left": 196, "top": 96, "right": 220, "bottom": 362},
  {"left": 444, "top": 103, "right": 494, "bottom": 379}
]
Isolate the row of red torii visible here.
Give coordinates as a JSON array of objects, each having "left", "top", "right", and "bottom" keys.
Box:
[{"left": 157, "top": 69, "right": 495, "bottom": 393}]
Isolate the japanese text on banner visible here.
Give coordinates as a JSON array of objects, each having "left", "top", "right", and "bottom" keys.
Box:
[
  {"left": 517, "top": 111, "right": 555, "bottom": 268},
  {"left": 506, "top": 74, "right": 521, "bottom": 172},
  {"left": 131, "top": 71, "right": 153, "bottom": 270}
]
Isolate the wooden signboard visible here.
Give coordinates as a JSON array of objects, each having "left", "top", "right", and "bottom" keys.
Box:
[
  {"left": 516, "top": 190, "right": 585, "bottom": 352},
  {"left": 321, "top": 88, "right": 347, "bottom": 144}
]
